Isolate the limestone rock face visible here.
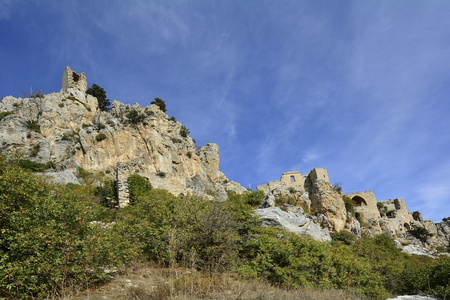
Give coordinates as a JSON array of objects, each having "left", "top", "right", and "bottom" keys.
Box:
[
  {"left": 307, "top": 176, "right": 347, "bottom": 232},
  {"left": 0, "top": 114, "right": 50, "bottom": 163},
  {"left": 0, "top": 67, "right": 244, "bottom": 197}
]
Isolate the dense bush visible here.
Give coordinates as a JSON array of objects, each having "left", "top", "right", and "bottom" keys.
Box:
[
  {"left": 241, "top": 190, "right": 265, "bottom": 207},
  {"left": 95, "top": 132, "right": 107, "bottom": 142},
  {"left": 1, "top": 153, "right": 448, "bottom": 299},
  {"left": 126, "top": 109, "right": 145, "bottom": 125},
  {"left": 86, "top": 83, "right": 110, "bottom": 112},
  {"left": 0, "top": 155, "right": 139, "bottom": 299},
  {"left": 408, "top": 224, "right": 434, "bottom": 242},
  {"left": 127, "top": 174, "right": 152, "bottom": 205}
]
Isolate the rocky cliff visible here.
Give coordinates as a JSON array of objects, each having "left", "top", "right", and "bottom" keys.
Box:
[{"left": 0, "top": 67, "right": 246, "bottom": 199}]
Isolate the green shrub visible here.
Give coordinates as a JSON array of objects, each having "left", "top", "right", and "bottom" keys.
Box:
[
  {"left": 127, "top": 174, "right": 152, "bottom": 205},
  {"left": 86, "top": 83, "right": 110, "bottom": 112},
  {"left": 187, "top": 151, "right": 192, "bottom": 158},
  {"left": 15, "top": 159, "right": 48, "bottom": 172},
  {"left": 95, "top": 179, "right": 118, "bottom": 208},
  {"left": 170, "top": 116, "right": 176, "bottom": 122},
  {"left": 343, "top": 196, "right": 356, "bottom": 216},
  {"left": 0, "top": 155, "right": 139, "bottom": 298},
  {"left": 61, "top": 130, "right": 77, "bottom": 141},
  {"left": 26, "top": 120, "right": 40, "bottom": 133},
  {"left": 408, "top": 224, "right": 433, "bottom": 242},
  {"left": 0, "top": 111, "right": 14, "bottom": 120},
  {"left": 171, "top": 137, "right": 182, "bottom": 143},
  {"left": 157, "top": 171, "right": 166, "bottom": 178},
  {"left": 237, "top": 228, "right": 389, "bottom": 299},
  {"left": 242, "top": 190, "right": 265, "bottom": 207},
  {"left": 180, "top": 125, "right": 190, "bottom": 138},
  {"left": 126, "top": 109, "right": 145, "bottom": 124},
  {"left": 333, "top": 182, "right": 342, "bottom": 193},
  {"left": 95, "top": 132, "right": 107, "bottom": 142},
  {"left": 151, "top": 97, "right": 166, "bottom": 112},
  {"left": 331, "top": 230, "right": 356, "bottom": 246},
  {"left": 82, "top": 123, "right": 92, "bottom": 129},
  {"left": 97, "top": 122, "right": 106, "bottom": 130}
]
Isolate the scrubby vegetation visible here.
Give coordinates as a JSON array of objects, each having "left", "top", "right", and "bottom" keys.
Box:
[
  {"left": 0, "top": 111, "right": 14, "bottom": 120},
  {"left": 0, "top": 154, "right": 449, "bottom": 299},
  {"left": 126, "top": 109, "right": 145, "bottom": 125}
]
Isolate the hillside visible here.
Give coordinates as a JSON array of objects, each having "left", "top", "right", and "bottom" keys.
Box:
[{"left": 1, "top": 67, "right": 449, "bottom": 299}]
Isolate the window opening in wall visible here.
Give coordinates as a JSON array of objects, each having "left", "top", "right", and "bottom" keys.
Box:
[
  {"left": 72, "top": 72, "right": 80, "bottom": 82},
  {"left": 290, "top": 176, "right": 295, "bottom": 182}
]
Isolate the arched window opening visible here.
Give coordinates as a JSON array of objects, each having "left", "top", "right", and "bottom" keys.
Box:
[
  {"left": 352, "top": 196, "right": 367, "bottom": 207},
  {"left": 290, "top": 176, "right": 295, "bottom": 182}
]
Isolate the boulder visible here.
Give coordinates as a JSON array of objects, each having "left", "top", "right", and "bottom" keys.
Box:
[{"left": 254, "top": 207, "right": 331, "bottom": 242}]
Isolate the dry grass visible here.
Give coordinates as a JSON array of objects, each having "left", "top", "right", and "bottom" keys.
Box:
[{"left": 53, "top": 262, "right": 367, "bottom": 300}]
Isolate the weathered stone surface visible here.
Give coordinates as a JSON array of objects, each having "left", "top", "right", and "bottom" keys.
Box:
[
  {"left": 401, "top": 245, "right": 435, "bottom": 258},
  {"left": 0, "top": 67, "right": 245, "bottom": 198},
  {"left": 308, "top": 174, "right": 347, "bottom": 232},
  {"left": 254, "top": 207, "right": 331, "bottom": 242},
  {"left": 259, "top": 192, "right": 275, "bottom": 208},
  {"left": 38, "top": 170, "right": 80, "bottom": 185}
]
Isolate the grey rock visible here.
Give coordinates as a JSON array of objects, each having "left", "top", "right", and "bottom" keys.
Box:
[
  {"left": 254, "top": 207, "right": 331, "bottom": 242},
  {"left": 259, "top": 192, "right": 276, "bottom": 208},
  {"left": 393, "top": 239, "right": 402, "bottom": 249},
  {"left": 38, "top": 169, "right": 80, "bottom": 185},
  {"left": 402, "top": 245, "right": 435, "bottom": 258}
]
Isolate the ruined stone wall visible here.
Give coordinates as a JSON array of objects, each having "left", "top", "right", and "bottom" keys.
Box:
[
  {"left": 61, "top": 66, "right": 87, "bottom": 93},
  {"left": 309, "top": 168, "right": 330, "bottom": 183},
  {"left": 116, "top": 162, "right": 130, "bottom": 208},
  {"left": 345, "top": 191, "right": 380, "bottom": 222},
  {"left": 280, "top": 171, "right": 304, "bottom": 188}
]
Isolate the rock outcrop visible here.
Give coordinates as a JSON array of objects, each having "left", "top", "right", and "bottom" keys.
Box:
[
  {"left": 254, "top": 207, "right": 332, "bottom": 242},
  {"left": 0, "top": 67, "right": 244, "bottom": 199},
  {"left": 256, "top": 169, "right": 449, "bottom": 256}
]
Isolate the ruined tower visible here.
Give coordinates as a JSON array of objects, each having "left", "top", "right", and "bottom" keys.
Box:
[{"left": 61, "top": 66, "right": 88, "bottom": 93}]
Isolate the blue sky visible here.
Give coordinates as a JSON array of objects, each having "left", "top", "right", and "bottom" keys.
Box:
[{"left": 1, "top": 0, "right": 450, "bottom": 222}]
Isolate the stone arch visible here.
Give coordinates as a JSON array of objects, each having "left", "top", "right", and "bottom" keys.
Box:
[
  {"left": 352, "top": 195, "right": 367, "bottom": 207},
  {"left": 290, "top": 176, "right": 295, "bottom": 182},
  {"left": 404, "top": 223, "right": 411, "bottom": 231}
]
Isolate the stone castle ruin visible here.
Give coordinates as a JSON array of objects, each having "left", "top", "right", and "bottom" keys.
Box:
[
  {"left": 61, "top": 66, "right": 88, "bottom": 93},
  {"left": 256, "top": 168, "right": 450, "bottom": 252},
  {"left": 1, "top": 66, "right": 449, "bottom": 255}
]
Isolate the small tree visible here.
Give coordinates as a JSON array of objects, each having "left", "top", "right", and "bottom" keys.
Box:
[
  {"left": 408, "top": 224, "right": 433, "bottom": 243},
  {"left": 86, "top": 83, "right": 110, "bottom": 112},
  {"left": 151, "top": 97, "right": 166, "bottom": 112}
]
